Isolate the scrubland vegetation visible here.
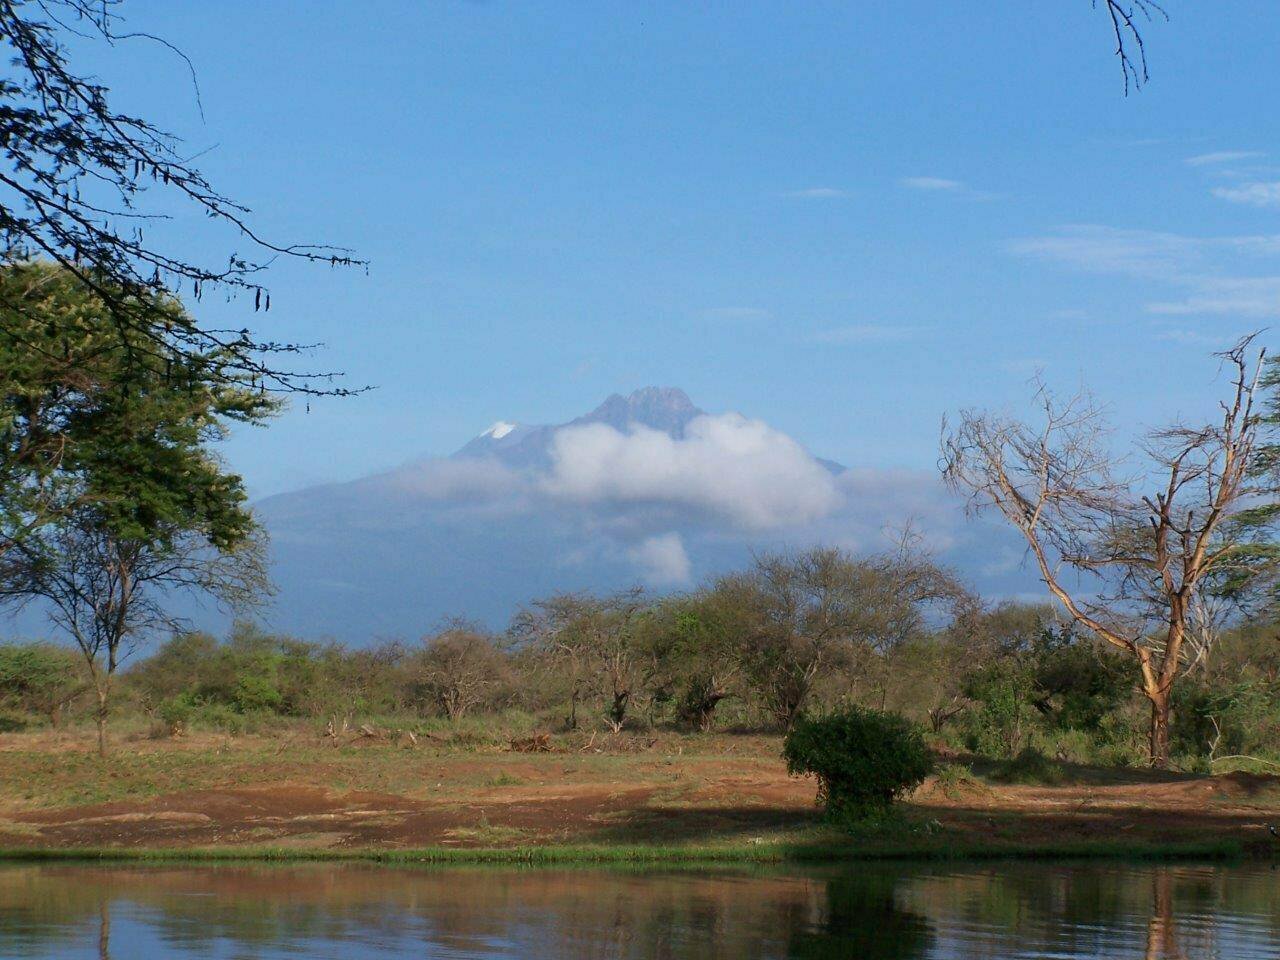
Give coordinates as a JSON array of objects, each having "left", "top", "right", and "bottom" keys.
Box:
[{"left": 4, "top": 552, "right": 1279, "bottom": 780}]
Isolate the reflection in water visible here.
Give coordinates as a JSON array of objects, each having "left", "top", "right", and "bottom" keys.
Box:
[
  {"left": 1147, "top": 870, "right": 1184, "bottom": 960},
  {"left": 1, "top": 861, "right": 1278, "bottom": 958},
  {"left": 786, "top": 874, "right": 932, "bottom": 959},
  {"left": 96, "top": 901, "right": 109, "bottom": 960}
]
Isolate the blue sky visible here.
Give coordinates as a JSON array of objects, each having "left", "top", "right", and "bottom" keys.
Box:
[{"left": 71, "top": 1, "right": 1280, "bottom": 497}]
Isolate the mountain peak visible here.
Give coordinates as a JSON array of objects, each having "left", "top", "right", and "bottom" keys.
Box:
[
  {"left": 454, "top": 387, "right": 706, "bottom": 466},
  {"left": 581, "top": 387, "right": 703, "bottom": 436},
  {"left": 627, "top": 386, "right": 696, "bottom": 410}
]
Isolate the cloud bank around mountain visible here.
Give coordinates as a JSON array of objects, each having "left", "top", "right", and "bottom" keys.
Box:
[
  {"left": 331, "top": 414, "right": 995, "bottom": 594},
  {"left": 248, "top": 394, "right": 1035, "bottom": 638},
  {"left": 541, "top": 413, "right": 842, "bottom": 530}
]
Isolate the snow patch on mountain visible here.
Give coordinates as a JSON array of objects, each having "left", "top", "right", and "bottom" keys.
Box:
[{"left": 482, "top": 421, "right": 517, "bottom": 440}]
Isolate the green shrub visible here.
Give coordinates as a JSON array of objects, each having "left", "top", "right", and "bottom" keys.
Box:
[
  {"left": 233, "top": 674, "right": 283, "bottom": 714},
  {"left": 156, "top": 693, "right": 198, "bottom": 737},
  {"left": 992, "top": 746, "right": 1065, "bottom": 785},
  {"left": 961, "top": 658, "right": 1036, "bottom": 758},
  {"left": 0, "top": 642, "right": 85, "bottom": 725},
  {"left": 933, "top": 761, "right": 979, "bottom": 798},
  {"left": 193, "top": 702, "right": 247, "bottom": 735},
  {"left": 783, "top": 707, "right": 934, "bottom": 822}
]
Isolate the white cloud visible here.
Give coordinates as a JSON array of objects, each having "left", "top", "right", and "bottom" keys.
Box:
[
  {"left": 809, "top": 324, "right": 928, "bottom": 344},
  {"left": 1212, "top": 181, "right": 1280, "bottom": 208},
  {"left": 543, "top": 414, "right": 842, "bottom": 529},
  {"left": 900, "top": 177, "right": 963, "bottom": 192},
  {"left": 782, "top": 187, "right": 849, "bottom": 199},
  {"left": 1009, "top": 225, "right": 1210, "bottom": 279},
  {"left": 1186, "top": 150, "right": 1264, "bottom": 167},
  {"left": 628, "top": 533, "right": 692, "bottom": 586},
  {"left": 1146, "top": 276, "right": 1280, "bottom": 318}
]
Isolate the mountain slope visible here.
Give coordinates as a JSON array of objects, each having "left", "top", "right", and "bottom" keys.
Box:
[{"left": 248, "top": 387, "right": 1023, "bottom": 640}]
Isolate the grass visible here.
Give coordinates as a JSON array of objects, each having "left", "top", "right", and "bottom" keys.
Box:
[
  {"left": 4, "top": 724, "right": 1278, "bottom": 867},
  {"left": 0, "top": 836, "right": 1246, "bottom": 866}
]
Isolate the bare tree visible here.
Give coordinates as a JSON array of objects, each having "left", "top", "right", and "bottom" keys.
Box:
[
  {"left": 0, "top": 519, "right": 268, "bottom": 755},
  {"left": 412, "top": 622, "right": 509, "bottom": 722},
  {"left": 514, "top": 591, "right": 654, "bottom": 734},
  {"left": 942, "top": 338, "right": 1269, "bottom": 767}
]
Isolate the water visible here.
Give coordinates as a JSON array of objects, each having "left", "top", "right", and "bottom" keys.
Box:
[{"left": 1, "top": 861, "right": 1279, "bottom": 959}]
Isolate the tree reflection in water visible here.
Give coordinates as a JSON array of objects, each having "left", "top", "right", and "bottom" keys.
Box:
[
  {"left": 785, "top": 873, "right": 932, "bottom": 960},
  {"left": 7, "top": 862, "right": 1280, "bottom": 959}
]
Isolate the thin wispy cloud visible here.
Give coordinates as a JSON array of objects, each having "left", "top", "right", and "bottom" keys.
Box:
[
  {"left": 782, "top": 187, "right": 849, "bottom": 199},
  {"left": 809, "top": 324, "right": 928, "bottom": 344},
  {"left": 1010, "top": 225, "right": 1280, "bottom": 280},
  {"left": 1155, "top": 328, "right": 1233, "bottom": 346},
  {"left": 1212, "top": 181, "right": 1280, "bottom": 208},
  {"left": 900, "top": 176, "right": 963, "bottom": 192},
  {"left": 1011, "top": 225, "right": 1280, "bottom": 319},
  {"left": 1147, "top": 276, "right": 1280, "bottom": 317},
  {"left": 1186, "top": 150, "right": 1264, "bottom": 167}
]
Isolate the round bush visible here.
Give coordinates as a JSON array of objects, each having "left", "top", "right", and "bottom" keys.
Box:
[{"left": 783, "top": 707, "right": 934, "bottom": 822}]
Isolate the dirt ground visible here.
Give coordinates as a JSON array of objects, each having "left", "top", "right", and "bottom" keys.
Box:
[{"left": 2, "top": 728, "right": 1279, "bottom": 853}]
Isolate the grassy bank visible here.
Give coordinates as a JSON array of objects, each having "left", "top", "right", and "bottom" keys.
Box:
[
  {"left": 0, "top": 836, "right": 1252, "bottom": 866},
  {"left": 3, "top": 726, "right": 1278, "bottom": 863}
]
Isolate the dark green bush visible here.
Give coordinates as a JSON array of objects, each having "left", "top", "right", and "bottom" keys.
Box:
[
  {"left": 991, "top": 746, "right": 1065, "bottom": 785},
  {"left": 783, "top": 707, "right": 934, "bottom": 822}
]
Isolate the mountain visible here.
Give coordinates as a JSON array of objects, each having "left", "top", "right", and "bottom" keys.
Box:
[
  {"left": 239, "top": 388, "right": 1026, "bottom": 641},
  {"left": 452, "top": 387, "right": 706, "bottom": 470}
]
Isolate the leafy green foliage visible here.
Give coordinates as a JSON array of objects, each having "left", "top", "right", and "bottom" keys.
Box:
[
  {"left": 962, "top": 659, "right": 1036, "bottom": 758},
  {"left": 0, "top": 263, "right": 279, "bottom": 754},
  {"left": 0, "top": 641, "right": 85, "bottom": 725},
  {"left": 155, "top": 693, "right": 198, "bottom": 737},
  {"left": 0, "top": 262, "right": 279, "bottom": 558},
  {"left": 783, "top": 707, "right": 934, "bottom": 822},
  {"left": 961, "top": 621, "right": 1132, "bottom": 758}
]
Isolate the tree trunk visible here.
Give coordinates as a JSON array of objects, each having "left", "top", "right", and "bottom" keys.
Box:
[
  {"left": 565, "top": 687, "right": 579, "bottom": 731},
  {"left": 1147, "top": 687, "right": 1171, "bottom": 769},
  {"left": 606, "top": 690, "right": 629, "bottom": 733},
  {"left": 94, "top": 683, "right": 110, "bottom": 758}
]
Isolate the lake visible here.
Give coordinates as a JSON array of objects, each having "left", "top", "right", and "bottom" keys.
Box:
[{"left": 2, "top": 861, "right": 1278, "bottom": 958}]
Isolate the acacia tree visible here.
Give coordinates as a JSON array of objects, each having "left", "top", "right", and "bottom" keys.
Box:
[
  {"left": 6, "top": 518, "right": 266, "bottom": 754},
  {"left": 0, "top": 0, "right": 362, "bottom": 394},
  {"left": 0, "top": 266, "right": 275, "bottom": 755},
  {"left": 941, "top": 338, "right": 1274, "bottom": 767},
  {"left": 412, "top": 623, "right": 510, "bottom": 721},
  {"left": 515, "top": 591, "right": 653, "bottom": 733},
  {"left": 649, "top": 590, "right": 751, "bottom": 731},
  {"left": 728, "top": 545, "right": 967, "bottom": 729}
]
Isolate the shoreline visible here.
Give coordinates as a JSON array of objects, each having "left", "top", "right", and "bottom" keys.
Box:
[{"left": 0, "top": 837, "right": 1253, "bottom": 866}]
